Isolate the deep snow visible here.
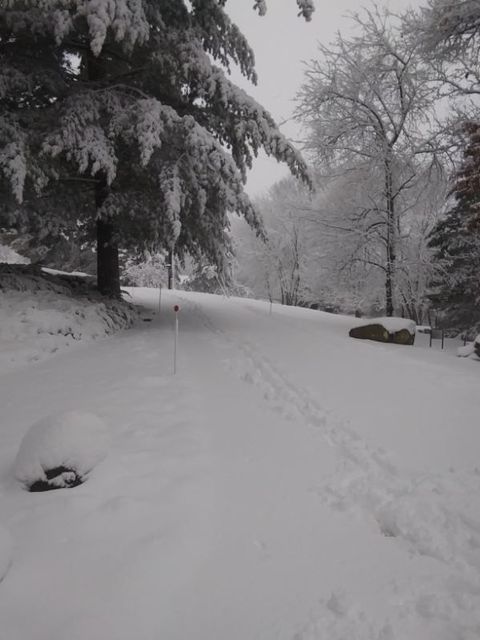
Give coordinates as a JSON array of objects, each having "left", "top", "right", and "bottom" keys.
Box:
[
  {"left": 0, "top": 288, "right": 479, "bottom": 639},
  {"left": 0, "top": 267, "right": 137, "bottom": 373},
  {"left": 14, "top": 411, "right": 109, "bottom": 490}
]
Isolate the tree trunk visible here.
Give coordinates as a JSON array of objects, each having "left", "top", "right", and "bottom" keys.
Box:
[
  {"left": 96, "top": 177, "right": 120, "bottom": 298},
  {"left": 167, "top": 249, "right": 174, "bottom": 290},
  {"left": 385, "top": 155, "right": 396, "bottom": 316},
  {"left": 84, "top": 52, "right": 121, "bottom": 298}
]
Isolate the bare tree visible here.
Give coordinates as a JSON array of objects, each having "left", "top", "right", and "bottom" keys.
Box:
[
  {"left": 233, "top": 165, "right": 444, "bottom": 319},
  {"left": 233, "top": 179, "right": 315, "bottom": 306},
  {"left": 296, "top": 6, "right": 438, "bottom": 315}
]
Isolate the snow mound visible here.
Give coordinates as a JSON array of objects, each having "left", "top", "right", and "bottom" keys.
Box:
[
  {"left": 14, "top": 411, "right": 110, "bottom": 491},
  {"left": 457, "top": 335, "right": 480, "bottom": 358},
  {"left": 0, "top": 264, "right": 137, "bottom": 373},
  {"left": 457, "top": 343, "right": 474, "bottom": 357},
  {"left": 373, "top": 316, "right": 416, "bottom": 334},
  {"left": 0, "top": 243, "right": 29, "bottom": 264},
  {"left": 0, "top": 525, "right": 12, "bottom": 583}
]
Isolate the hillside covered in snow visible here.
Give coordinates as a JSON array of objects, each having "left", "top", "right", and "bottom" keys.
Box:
[{"left": 0, "top": 265, "right": 137, "bottom": 373}]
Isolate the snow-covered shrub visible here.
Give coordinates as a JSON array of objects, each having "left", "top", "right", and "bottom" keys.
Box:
[
  {"left": 14, "top": 411, "right": 109, "bottom": 492},
  {"left": 122, "top": 253, "right": 167, "bottom": 288},
  {"left": 182, "top": 264, "right": 222, "bottom": 293},
  {"left": 182, "top": 260, "right": 250, "bottom": 297},
  {"left": 474, "top": 335, "right": 480, "bottom": 359}
]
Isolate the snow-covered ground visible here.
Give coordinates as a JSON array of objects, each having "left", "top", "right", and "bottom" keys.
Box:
[
  {"left": 0, "top": 288, "right": 479, "bottom": 639},
  {"left": 0, "top": 268, "right": 136, "bottom": 373}
]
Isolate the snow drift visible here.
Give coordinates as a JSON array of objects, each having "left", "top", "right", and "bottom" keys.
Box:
[
  {"left": 0, "top": 264, "right": 137, "bottom": 373},
  {"left": 14, "top": 411, "right": 109, "bottom": 491}
]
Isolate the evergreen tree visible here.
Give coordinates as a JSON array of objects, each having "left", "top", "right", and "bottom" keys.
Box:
[
  {"left": 429, "top": 122, "right": 480, "bottom": 333},
  {"left": 0, "top": 1, "right": 313, "bottom": 296}
]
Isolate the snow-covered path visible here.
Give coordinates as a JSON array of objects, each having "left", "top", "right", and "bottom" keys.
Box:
[{"left": 1, "top": 289, "right": 479, "bottom": 639}]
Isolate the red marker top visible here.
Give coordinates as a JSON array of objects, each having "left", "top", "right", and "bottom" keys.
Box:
[{"left": 174, "top": 305, "right": 180, "bottom": 312}]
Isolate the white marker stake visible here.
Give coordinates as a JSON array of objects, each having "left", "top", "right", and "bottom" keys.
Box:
[
  {"left": 173, "top": 304, "right": 179, "bottom": 374},
  {"left": 158, "top": 285, "right": 162, "bottom": 314}
]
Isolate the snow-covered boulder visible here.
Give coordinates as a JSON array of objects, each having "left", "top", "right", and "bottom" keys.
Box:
[
  {"left": 392, "top": 328, "right": 415, "bottom": 345},
  {"left": 0, "top": 525, "right": 12, "bottom": 583},
  {"left": 349, "top": 317, "right": 416, "bottom": 345},
  {"left": 349, "top": 323, "right": 389, "bottom": 343},
  {"left": 14, "top": 411, "right": 109, "bottom": 492}
]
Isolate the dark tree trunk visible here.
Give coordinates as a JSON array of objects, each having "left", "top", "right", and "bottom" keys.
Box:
[
  {"left": 385, "top": 155, "right": 396, "bottom": 317},
  {"left": 96, "top": 219, "right": 120, "bottom": 297},
  {"left": 95, "top": 176, "right": 120, "bottom": 298},
  {"left": 167, "top": 249, "right": 174, "bottom": 290},
  {"left": 85, "top": 51, "right": 120, "bottom": 298}
]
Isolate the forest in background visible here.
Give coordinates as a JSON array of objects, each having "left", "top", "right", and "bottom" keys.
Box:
[{"left": 234, "top": 2, "right": 480, "bottom": 334}]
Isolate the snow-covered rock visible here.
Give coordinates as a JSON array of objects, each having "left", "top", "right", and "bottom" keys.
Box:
[
  {"left": 0, "top": 525, "right": 12, "bottom": 583},
  {"left": 372, "top": 317, "right": 416, "bottom": 334},
  {"left": 349, "top": 323, "right": 390, "bottom": 343},
  {"left": 349, "top": 317, "right": 416, "bottom": 345},
  {"left": 14, "top": 411, "right": 109, "bottom": 491}
]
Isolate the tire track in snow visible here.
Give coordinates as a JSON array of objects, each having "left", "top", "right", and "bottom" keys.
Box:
[{"left": 182, "top": 296, "right": 480, "bottom": 638}]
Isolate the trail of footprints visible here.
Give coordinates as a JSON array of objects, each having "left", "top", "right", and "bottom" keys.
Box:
[{"left": 189, "top": 300, "right": 480, "bottom": 636}]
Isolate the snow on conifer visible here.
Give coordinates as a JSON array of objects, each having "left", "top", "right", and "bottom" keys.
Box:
[{"left": 0, "top": 0, "right": 313, "bottom": 296}]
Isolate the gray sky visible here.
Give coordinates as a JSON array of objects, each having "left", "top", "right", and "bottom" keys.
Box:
[{"left": 226, "top": 0, "right": 416, "bottom": 196}]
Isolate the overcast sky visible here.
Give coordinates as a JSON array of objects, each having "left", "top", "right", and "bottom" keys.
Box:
[{"left": 225, "top": 0, "right": 416, "bottom": 196}]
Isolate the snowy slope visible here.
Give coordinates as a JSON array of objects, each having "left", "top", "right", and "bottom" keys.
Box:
[
  {"left": 0, "top": 267, "right": 137, "bottom": 373},
  {"left": 0, "top": 288, "right": 479, "bottom": 640}
]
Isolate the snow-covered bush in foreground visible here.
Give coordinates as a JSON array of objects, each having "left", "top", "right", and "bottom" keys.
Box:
[
  {"left": 0, "top": 265, "right": 138, "bottom": 372},
  {"left": 14, "top": 412, "right": 109, "bottom": 492}
]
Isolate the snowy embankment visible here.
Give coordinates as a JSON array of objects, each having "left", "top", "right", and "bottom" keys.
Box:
[
  {"left": 0, "top": 288, "right": 479, "bottom": 640},
  {"left": 0, "top": 265, "right": 137, "bottom": 373}
]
